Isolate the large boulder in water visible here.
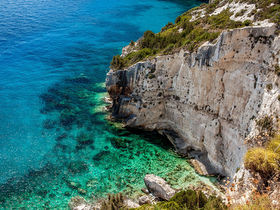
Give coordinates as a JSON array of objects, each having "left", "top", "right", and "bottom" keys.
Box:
[{"left": 144, "top": 174, "right": 175, "bottom": 200}]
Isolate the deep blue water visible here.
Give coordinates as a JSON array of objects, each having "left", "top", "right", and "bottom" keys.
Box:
[{"left": 0, "top": 0, "right": 209, "bottom": 208}]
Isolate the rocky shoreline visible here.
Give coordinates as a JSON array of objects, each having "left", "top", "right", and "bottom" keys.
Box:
[
  {"left": 69, "top": 173, "right": 224, "bottom": 209},
  {"left": 73, "top": 0, "right": 280, "bottom": 208},
  {"left": 104, "top": 0, "right": 280, "bottom": 206}
]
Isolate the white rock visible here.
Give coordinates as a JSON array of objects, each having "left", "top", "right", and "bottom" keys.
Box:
[
  {"left": 124, "top": 199, "right": 140, "bottom": 208},
  {"left": 68, "top": 196, "right": 93, "bottom": 210},
  {"left": 138, "top": 195, "right": 152, "bottom": 205},
  {"left": 210, "top": 1, "right": 256, "bottom": 22},
  {"left": 144, "top": 174, "right": 175, "bottom": 200}
]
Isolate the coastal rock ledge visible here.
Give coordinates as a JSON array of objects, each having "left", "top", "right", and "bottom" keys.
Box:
[{"left": 106, "top": 25, "right": 280, "bottom": 178}]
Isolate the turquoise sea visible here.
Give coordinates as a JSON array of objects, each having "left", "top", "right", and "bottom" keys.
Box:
[{"left": 0, "top": 0, "right": 212, "bottom": 208}]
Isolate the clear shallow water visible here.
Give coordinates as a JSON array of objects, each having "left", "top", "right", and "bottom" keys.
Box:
[{"left": 0, "top": 0, "right": 212, "bottom": 208}]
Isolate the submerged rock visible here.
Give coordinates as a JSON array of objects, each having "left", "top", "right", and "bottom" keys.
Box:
[
  {"left": 109, "top": 137, "right": 130, "bottom": 149},
  {"left": 56, "top": 133, "right": 68, "bottom": 141},
  {"left": 64, "top": 191, "right": 71, "bottom": 197},
  {"left": 60, "top": 109, "right": 76, "bottom": 127},
  {"left": 77, "top": 188, "right": 87, "bottom": 195},
  {"left": 144, "top": 174, "right": 175, "bottom": 200},
  {"left": 69, "top": 74, "right": 91, "bottom": 84},
  {"left": 68, "top": 161, "right": 88, "bottom": 174},
  {"left": 36, "top": 190, "right": 48, "bottom": 198},
  {"left": 48, "top": 193, "right": 56, "bottom": 198},
  {"left": 92, "top": 150, "right": 110, "bottom": 162},
  {"left": 43, "top": 119, "right": 56, "bottom": 129},
  {"left": 86, "top": 179, "right": 98, "bottom": 188},
  {"left": 66, "top": 180, "right": 82, "bottom": 190},
  {"left": 76, "top": 132, "right": 94, "bottom": 146}
]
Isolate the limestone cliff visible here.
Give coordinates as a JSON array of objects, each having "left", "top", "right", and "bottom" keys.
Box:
[{"left": 106, "top": 1, "right": 280, "bottom": 178}]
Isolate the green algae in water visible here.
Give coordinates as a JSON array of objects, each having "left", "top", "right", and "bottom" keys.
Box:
[{"left": 0, "top": 78, "right": 217, "bottom": 209}]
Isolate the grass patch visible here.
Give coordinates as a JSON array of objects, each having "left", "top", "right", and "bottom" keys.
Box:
[
  {"left": 256, "top": 115, "right": 274, "bottom": 136},
  {"left": 132, "top": 190, "right": 226, "bottom": 210},
  {"left": 110, "top": 0, "right": 279, "bottom": 70},
  {"left": 244, "top": 147, "right": 279, "bottom": 179},
  {"left": 245, "top": 134, "right": 280, "bottom": 180}
]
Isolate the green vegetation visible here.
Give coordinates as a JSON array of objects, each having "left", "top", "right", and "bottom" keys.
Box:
[
  {"left": 101, "top": 193, "right": 128, "bottom": 210},
  {"left": 110, "top": 0, "right": 280, "bottom": 70},
  {"left": 256, "top": 115, "right": 275, "bottom": 136},
  {"left": 206, "top": 9, "right": 250, "bottom": 29},
  {"left": 133, "top": 190, "right": 226, "bottom": 210},
  {"left": 244, "top": 147, "right": 279, "bottom": 179},
  {"left": 111, "top": 48, "right": 157, "bottom": 70},
  {"left": 266, "top": 83, "right": 273, "bottom": 91},
  {"left": 242, "top": 0, "right": 280, "bottom": 24},
  {"left": 244, "top": 134, "right": 280, "bottom": 180},
  {"left": 235, "top": 9, "right": 246, "bottom": 17},
  {"left": 267, "top": 134, "right": 280, "bottom": 155}
]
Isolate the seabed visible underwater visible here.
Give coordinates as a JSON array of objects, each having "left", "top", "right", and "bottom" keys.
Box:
[
  {"left": 0, "top": 77, "right": 216, "bottom": 208},
  {"left": 0, "top": 0, "right": 214, "bottom": 208}
]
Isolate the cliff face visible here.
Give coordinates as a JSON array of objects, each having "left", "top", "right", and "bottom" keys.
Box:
[{"left": 106, "top": 25, "right": 280, "bottom": 178}]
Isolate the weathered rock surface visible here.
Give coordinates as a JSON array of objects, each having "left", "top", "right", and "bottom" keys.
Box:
[
  {"left": 144, "top": 174, "right": 176, "bottom": 200},
  {"left": 141, "top": 188, "right": 150, "bottom": 194},
  {"left": 189, "top": 159, "right": 209, "bottom": 176},
  {"left": 138, "top": 195, "right": 152, "bottom": 205},
  {"left": 68, "top": 196, "right": 94, "bottom": 210},
  {"left": 124, "top": 199, "right": 140, "bottom": 208},
  {"left": 106, "top": 25, "right": 280, "bottom": 178}
]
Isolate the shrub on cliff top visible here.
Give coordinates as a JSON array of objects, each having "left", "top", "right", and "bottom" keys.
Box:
[
  {"left": 206, "top": 9, "right": 252, "bottom": 29},
  {"left": 267, "top": 134, "right": 280, "bottom": 155},
  {"left": 244, "top": 147, "right": 280, "bottom": 179},
  {"left": 245, "top": 134, "right": 280, "bottom": 180},
  {"left": 110, "top": 0, "right": 279, "bottom": 70},
  {"left": 110, "top": 48, "right": 156, "bottom": 70},
  {"left": 110, "top": 55, "right": 125, "bottom": 70}
]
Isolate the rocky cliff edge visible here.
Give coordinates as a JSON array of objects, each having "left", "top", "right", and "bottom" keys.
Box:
[{"left": 106, "top": 24, "right": 280, "bottom": 178}]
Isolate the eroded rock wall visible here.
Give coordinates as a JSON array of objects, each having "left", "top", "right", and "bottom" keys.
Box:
[{"left": 106, "top": 26, "right": 280, "bottom": 178}]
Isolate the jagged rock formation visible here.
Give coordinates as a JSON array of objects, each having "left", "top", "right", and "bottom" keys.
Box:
[{"left": 106, "top": 25, "right": 280, "bottom": 178}]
